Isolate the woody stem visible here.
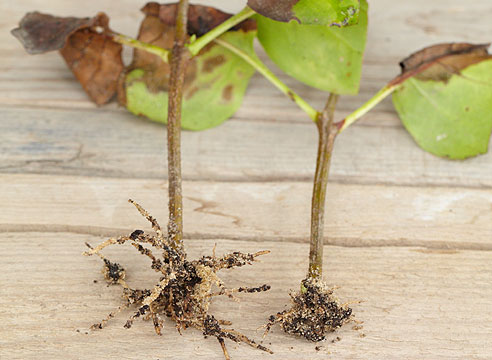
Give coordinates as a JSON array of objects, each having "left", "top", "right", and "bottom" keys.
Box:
[{"left": 166, "top": 0, "right": 190, "bottom": 251}]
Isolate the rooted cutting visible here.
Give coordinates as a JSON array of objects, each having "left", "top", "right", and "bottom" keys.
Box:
[{"left": 85, "top": 200, "right": 272, "bottom": 358}]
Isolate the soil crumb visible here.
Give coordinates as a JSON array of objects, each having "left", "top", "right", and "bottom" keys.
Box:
[
  {"left": 264, "top": 278, "right": 352, "bottom": 342},
  {"left": 84, "top": 199, "right": 272, "bottom": 359}
]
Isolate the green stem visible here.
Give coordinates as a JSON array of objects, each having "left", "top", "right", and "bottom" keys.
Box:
[
  {"left": 337, "top": 83, "right": 399, "bottom": 132},
  {"left": 214, "top": 38, "right": 318, "bottom": 121},
  {"left": 187, "top": 6, "right": 256, "bottom": 56},
  {"left": 110, "top": 32, "right": 170, "bottom": 63},
  {"left": 166, "top": 0, "right": 190, "bottom": 253},
  {"left": 308, "top": 93, "right": 339, "bottom": 280}
]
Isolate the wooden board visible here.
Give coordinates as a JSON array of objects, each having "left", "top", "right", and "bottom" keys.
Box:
[
  {"left": 2, "top": 106, "right": 492, "bottom": 187},
  {"left": 1, "top": 174, "right": 492, "bottom": 250},
  {"left": 1, "top": 0, "right": 492, "bottom": 359},
  {"left": 1, "top": 233, "right": 491, "bottom": 360}
]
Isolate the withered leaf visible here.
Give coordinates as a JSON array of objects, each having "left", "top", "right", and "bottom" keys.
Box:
[
  {"left": 120, "top": 3, "right": 256, "bottom": 130},
  {"left": 141, "top": 2, "right": 256, "bottom": 36},
  {"left": 248, "top": 0, "right": 360, "bottom": 26},
  {"left": 12, "top": 12, "right": 124, "bottom": 105},
  {"left": 248, "top": 0, "right": 297, "bottom": 23},
  {"left": 393, "top": 42, "right": 492, "bottom": 84},
  {"left": 12, "top": 12, "right": 92, "bottom": 54},
  {"left": 391, "top": 43, "right": 492, "bottom": 159}
]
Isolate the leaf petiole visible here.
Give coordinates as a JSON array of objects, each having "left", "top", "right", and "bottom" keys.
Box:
[
  {"left": 214, "top": 37, "right": 319, "bottom": 121},
  {"left": 187, "top": 6, "right": 256, "bottom": 56},
  {"left": 112, "top": 7, "right": 256, "bottom": 63},
  {"left": 337, "top": 83, "right": 400, "bottom": 132},
  {"left": 111, "top": 32, "right": 170, "bottom": 63}
]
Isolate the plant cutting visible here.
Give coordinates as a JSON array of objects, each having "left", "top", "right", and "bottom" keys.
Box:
[
  {"left": 11, "top": 0, "right": 492, "bottom": 355},
  {"left": 12, "top": 2, "right": 276, "bottom": 359}
]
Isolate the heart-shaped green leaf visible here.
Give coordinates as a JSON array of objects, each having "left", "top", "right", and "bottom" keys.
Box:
[
  {"left": 255, "top": 0, "right": 367, "bottom": 95},
  {"left": 248, "top": 0, "right": 360, "bottom": 26},
  {"left": 392, "top": 43, "right": 492, "bottom": 159},
  {"left": 120, "top": 3, "right": 256, "bottom": 131}
]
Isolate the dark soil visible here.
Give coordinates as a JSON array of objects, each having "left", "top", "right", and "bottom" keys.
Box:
[
  {"left": 84, "top": 199, "right": 272, "bottom": 359},
  {"left": 265, "top": 278, "right": 352, "bottom": 342}
]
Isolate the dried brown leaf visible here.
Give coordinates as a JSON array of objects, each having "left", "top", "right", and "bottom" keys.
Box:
[
  {"left": 247, "top": 0, "right": 297, "bottom": 23},
  {"left": 12, "top": 12, "right": 124, "bottom": 105},
  {"left": 12, "top": 12, "right": 92, "bottom": 54},
  {"left": 247, "top": 0, "right": 360, "bottom": 26},
  {"left": 392, "top": 42, "right": 492, "bottom": 85},
  {"left": 142, "top": 2, "right": 255, "bottom": 36}
]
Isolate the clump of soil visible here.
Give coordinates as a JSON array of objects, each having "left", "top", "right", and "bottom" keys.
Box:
[
  {"left": 85, "top": 199, "right": 272, "bottom": 359},
  {"left": 264, "top": 278, "right": 352, "bottom": 342}
]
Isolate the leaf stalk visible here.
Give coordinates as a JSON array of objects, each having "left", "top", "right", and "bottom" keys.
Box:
[
  {"left": 187, "top": 6, "right": 256, "bottom": 56},
  {"left": 214, "top": 38, "right": 318, "bottom": 121},
  {"left": 337, "top": 83, "right": 399, "bottom": 132},
  {"left": 110, "top": 32, "right": 170, "bottom": 63}
]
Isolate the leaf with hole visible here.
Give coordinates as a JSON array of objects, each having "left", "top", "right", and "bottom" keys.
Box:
[
  {"left": 392, "top": 43, "right": 492, "bottom": 159},
  {"left": 120, "top": 3, "right": 256, "bottom": 131},
  {"left": 255, "top": 0, "right": 368, "bottom": 95}
]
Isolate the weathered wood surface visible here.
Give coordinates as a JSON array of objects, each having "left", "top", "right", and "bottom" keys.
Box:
[
  {"left": 3, "top": 106, "right": 492, "bottom": 188},
  {"left": 2, "top": 174, "right": 492, "bottom": 250},
  {"left": 2, "top": 233, "right": 492, "bottom": 360},
  {"left": 1, "top": 0, "right": 491, "bottom": 359}
]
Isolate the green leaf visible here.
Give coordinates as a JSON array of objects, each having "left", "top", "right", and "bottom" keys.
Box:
[
  {"left": 121, "top": 3, "right": 256, "bottom": 131},
  {"left": 125, "top": 31, "right": 255, "bottom": 130},
  {"left": 392, "top": 45, "right": 492, "bottom": 159},
  {"left": 248, "top": 0, "right": 360, "bottom": 26},
  {"left": 255, "top": 0, "right": 368, "bottom": 95}
]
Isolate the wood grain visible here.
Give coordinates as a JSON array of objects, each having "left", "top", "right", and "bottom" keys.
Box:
[
  {"left": 2, "top": 106, "right": 492, "bottom": 187},
  {"left": 1, "top": 0, "right": 492, "bottom": 359},
  {"left": 1, "top": 233, "right": 491, "bottom": 360},
  {"left": 1, "top": 174, "right": 491, "bottom": 249}
]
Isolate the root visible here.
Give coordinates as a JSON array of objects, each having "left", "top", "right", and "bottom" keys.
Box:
[
  {"left": 265, "top": 278, "right": 352, "bottom": 342},
  {"left": 85, "top": 199, "right": 272, "bottom": 358}
]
